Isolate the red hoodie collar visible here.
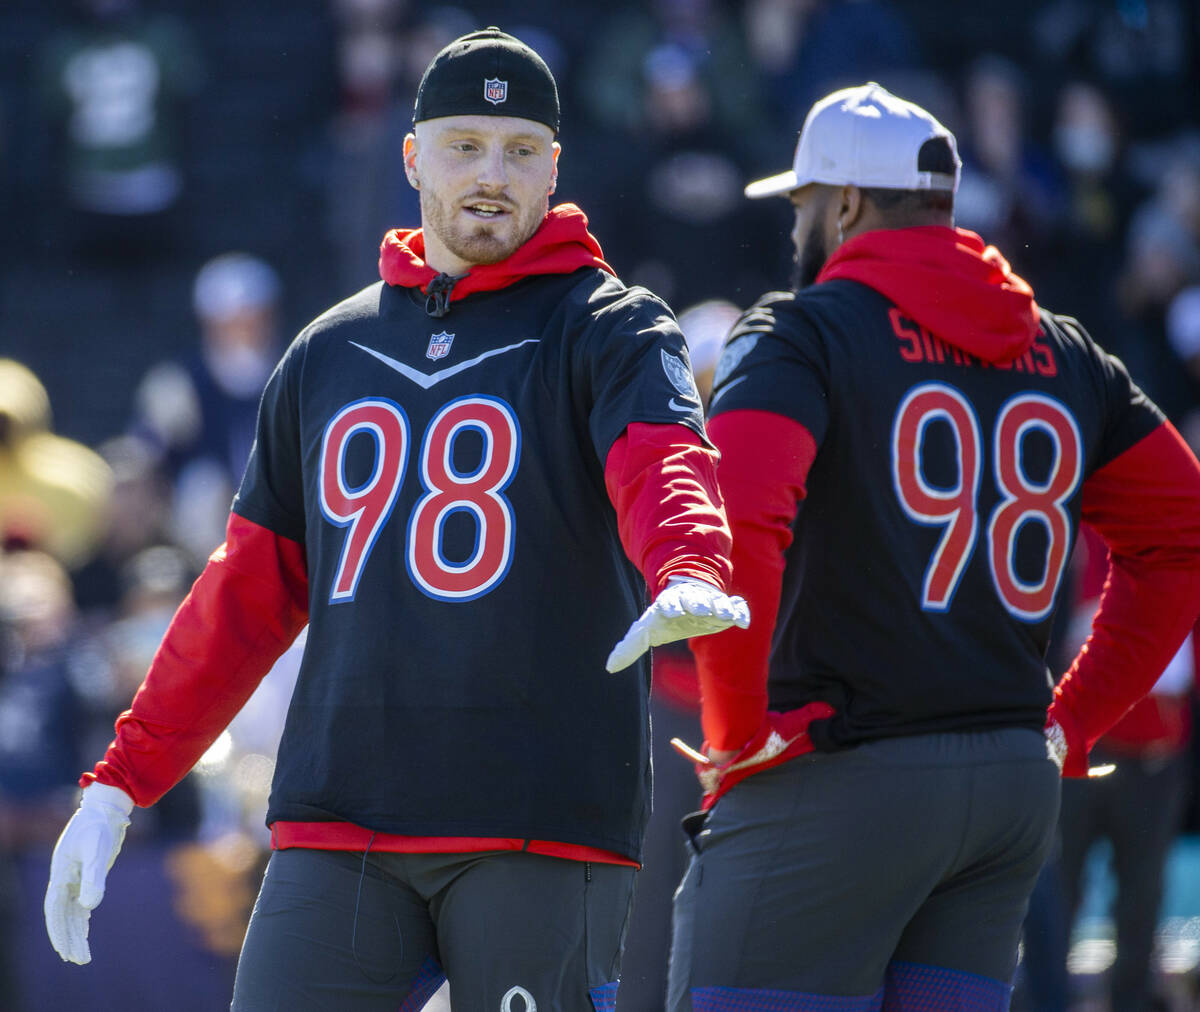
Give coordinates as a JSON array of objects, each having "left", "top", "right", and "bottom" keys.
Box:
[
  {"left": 816, "top": 225, "right": 1039, "bottom": 362},
  {"left": 378, "top": 203, "right": 614, "bottom": 308}
]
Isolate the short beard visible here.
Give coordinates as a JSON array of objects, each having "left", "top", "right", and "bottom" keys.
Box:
[
  {"left": 421, "top": 191, "right": 546, "bottom": 268},
  {"left": 442, "top": 228, "right": 516, "bottom": 266},
  {"left": 791, "top": 224, "right": 828, "bottom": 292}
]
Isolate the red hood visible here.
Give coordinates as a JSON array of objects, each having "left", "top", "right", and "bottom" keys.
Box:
[
  {"left": 816, "top": 226, "right": 1039, "bottom": 363},
  {"left": 378, "top": 202, "right": 614, "bottom": 302}
]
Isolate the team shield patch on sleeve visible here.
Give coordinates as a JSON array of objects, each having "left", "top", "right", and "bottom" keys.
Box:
[
  {"left": 661, "top": 349, "right": 700, "bottom": 412},
  {"left": 713, "top": 334, "right": 760, "bottom": 389}
]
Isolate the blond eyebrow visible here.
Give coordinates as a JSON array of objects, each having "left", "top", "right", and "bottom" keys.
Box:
[{"left": 431, "top": 127, "right": 546, "bottom": 147}]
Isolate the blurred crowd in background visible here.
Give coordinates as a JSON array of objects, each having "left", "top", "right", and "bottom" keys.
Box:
[{"left": 1, "top": 0, "right": 1199, "bottom": 1009}]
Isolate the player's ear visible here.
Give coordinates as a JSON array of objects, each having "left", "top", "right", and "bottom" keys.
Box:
[
  {"left": 840, "top": 185, "right": 864, "bottom": 230},
  {"left": 403, "top": 133, "right": 420, "bottom": 190},
  {"left": 548, "top": 141, "right": 561, "bottom": 196}
]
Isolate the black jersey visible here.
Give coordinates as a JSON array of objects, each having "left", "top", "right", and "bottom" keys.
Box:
[
  {"left": 707, "top": 277, "right": 1163, "bottom": 746},
  {"left": 232, "top": 266, "right": 706, "bottom": 860}
]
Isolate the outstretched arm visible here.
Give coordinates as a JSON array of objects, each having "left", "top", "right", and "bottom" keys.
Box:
[{"left": 602, "top": 422, "right": 747, "bottom": 671}]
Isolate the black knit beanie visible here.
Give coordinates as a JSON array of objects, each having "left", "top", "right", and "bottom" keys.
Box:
[{"left": 413, "top": 27, "right": 560, "bottom": 135}]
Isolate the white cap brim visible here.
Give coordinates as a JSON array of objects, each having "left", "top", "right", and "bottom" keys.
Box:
[{"left": 744, "top": 170, "right": 798, "bottom": 200}]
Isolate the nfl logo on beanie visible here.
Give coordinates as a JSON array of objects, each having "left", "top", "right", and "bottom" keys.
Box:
[
  {"left": 414, "top": 27, "right": 559, "bottom": 134},
  {"left": 484, "top": 78, "right": 508, "bottom": 106}
]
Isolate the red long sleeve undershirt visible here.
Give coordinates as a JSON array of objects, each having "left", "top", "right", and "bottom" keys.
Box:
[
  {"left": 1049, "top": 421, "right": 1200, "bottom": 775},
  {"left": 689, "top": 410, "right": 817, "bottom": 751},
  {"left": 1065, "top": 524, "right": 1196, "bottom": 754},
  {"left": 603, "top": 422, "right": 732, "bottom": 595},
  {"left": 85, "top": 422, "right": 731, "bottom": 831},
  {"left": 82, "top": 511, "right": 310, "bottom": 804}
]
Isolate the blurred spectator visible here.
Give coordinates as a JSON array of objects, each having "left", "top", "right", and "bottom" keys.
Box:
[
  {"left": 87, "top": 543, "right": 205, "bottom": 845},
  {"left": 331, "top": 0, "right": 408, "bottom": 105},
  {"left": 577, "top": 0, "right": 765, "bottom": 140},
  {"left": 130, "top": 252, "right": 283, "bottom": 564},
  {"left": 676, "top": 298, "right": 740, "bottom": 404},
  {"left": 0, "top": 358, "right": 112, "bottom": 571},
  {"left": 954, "top": 54, "right": 1062, "bottom": 273},
  {"left": 1031, "top": 0, "right": 1196, "bottom": 139},
  {"left": 193, "top": 630, "right": 302, "bottom": 846},
  {"left": 104, "top": 545, "right": 198, "bottom": 711},
  {"left": 10, "top": 544, "right": 233, "bottom": 1010},
  {"left": 743, "top": 0, "right": 922, "bottom": 135},
  {"left": 0, "top": 551, "right": 89, "bottom": 844},
  {"left": 1161, "top": 146, "right": 1200, "bottom": 250},
  {"left": 322, "top": 5, "right": 472, "bottom": 292},
  {"left": 580, "top": 42, "right": 781, "bottom": 308},
  {"left": 1036, "top": 78, "right": 1144, "bottom": 352},
  {"left": 1056, "top": 524, "right": 1196, "bottom": 1012},
  {"left": 0, "top": 550, "right": 89, "bottom": 1007},
  {"left": 1121, "top": 205, "right": 1200, "bottom": 330},
  {"left": 102, "top": 537, "right": 299, "bottom": 949},
  {"left": 1166, "top": 286, "right": 1200, "bottom": 452},
  {"left": 70, "top": 435, "right": 175, "bottom": 617},
  {"left": 1113, "top": 190, "right": 1200, "bottom": 423},
  {"left": 31, "top": 0, "right": 205, "bottom": 262}
]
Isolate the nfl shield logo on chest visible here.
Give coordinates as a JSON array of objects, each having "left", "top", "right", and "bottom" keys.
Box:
[
  {"left": 484, "top": 78, "right": 508, "bottom": 105},
  {"left": 426, "top": 331, "right": 455, "bottom": 360}
]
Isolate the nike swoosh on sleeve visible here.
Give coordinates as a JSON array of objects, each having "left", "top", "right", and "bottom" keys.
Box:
[
  {"left": 349, "top": 339, "right": 540, "bottom": 389},
  {"left": 668, "top": 397, "right": 695, "bottom": 413}
]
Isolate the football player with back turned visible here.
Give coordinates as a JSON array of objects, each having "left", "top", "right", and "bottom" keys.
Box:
[{"left": 668, "top": 82, "right": 1200, "bottom": 1011}]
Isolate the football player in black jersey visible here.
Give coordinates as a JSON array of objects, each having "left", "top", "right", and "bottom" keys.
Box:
[
  {"left": 43, "top": 29, "right": 748, "bottom": 1011},
  {"left": 668, "top": 82, "right": 1200, "bottom": 1010}
]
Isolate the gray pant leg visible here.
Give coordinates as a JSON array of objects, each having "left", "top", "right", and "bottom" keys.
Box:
[
  {"left": 231, "top": 849, "right": 442, "bottom": 1012},
  {"left": 670, "top": 748, "right": 923, "bottom": 1002},
  {"left": 890, "top": 751, "right": 1060, "bottom": 980},
  {"left": 668, "top": 730, "right": 1059, "bottom": 1007},
  {"left": 415, "top": 851, "right": 636, "bottom": 1012}
]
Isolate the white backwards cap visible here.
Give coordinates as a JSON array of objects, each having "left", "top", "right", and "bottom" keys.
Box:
[{"left": 745, "top": 82, "right": 961, "bottom": 199}]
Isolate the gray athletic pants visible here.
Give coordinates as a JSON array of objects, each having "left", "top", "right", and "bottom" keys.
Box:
[
  {"left": 668, "top": 728, "right": 1060, "bottom": 1010},
  {"left": 230, "top": 847, "right": 636, "bottom": 1011}
]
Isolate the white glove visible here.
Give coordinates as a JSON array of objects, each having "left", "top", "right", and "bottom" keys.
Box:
[
  {"left": 44, "top": 782, "right": 134, "bottom": 965},
  {"left": 606, "top": 576, "right": 750, "bottom": 672},
  {"left": 1044, "top": 718, "right": 1115, "bottom": 779}
]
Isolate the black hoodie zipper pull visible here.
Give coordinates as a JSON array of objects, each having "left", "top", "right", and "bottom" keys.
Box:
[{"left": 424, "top": 272, "right": 465, "bottom": 318}]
